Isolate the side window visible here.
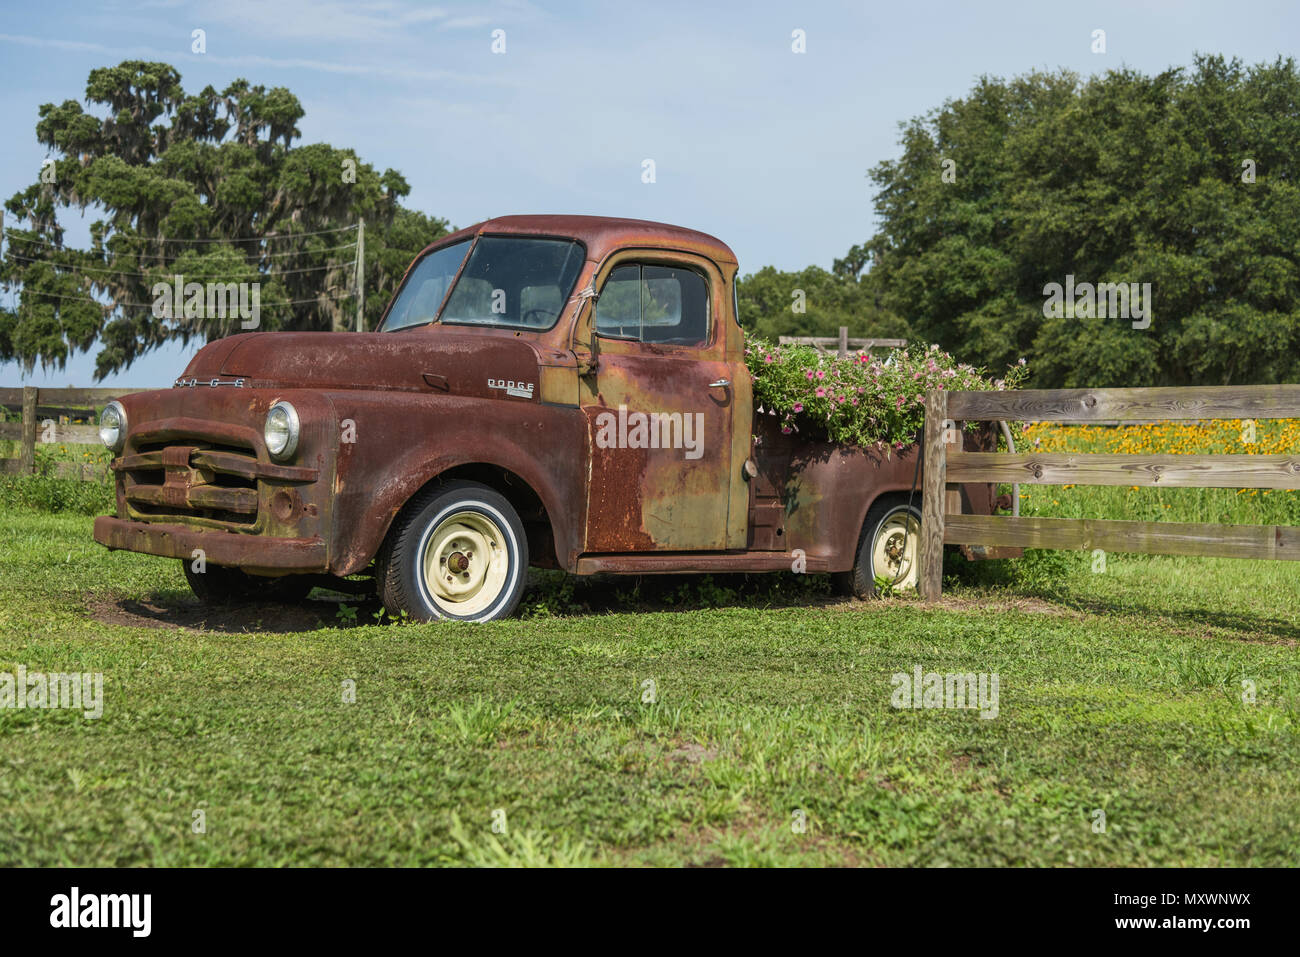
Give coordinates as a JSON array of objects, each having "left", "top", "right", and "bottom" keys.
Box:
[
  {"left": 643, "top": 265, "right": 707, "bottom": 345},
  {"left": 595, "top": 263, "right": 709, "bottom": 346},
  {"left": 594, "top": 265, "right": 641, "bottom": 339}
]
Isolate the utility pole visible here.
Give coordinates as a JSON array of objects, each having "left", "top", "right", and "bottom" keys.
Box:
[{"left": 355, "top": 218, "right": 365, "bottom": 332}]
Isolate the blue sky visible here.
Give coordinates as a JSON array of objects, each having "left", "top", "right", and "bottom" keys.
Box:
[{"left": 1, "top": 0, "right": 1295, "bottom": 386}]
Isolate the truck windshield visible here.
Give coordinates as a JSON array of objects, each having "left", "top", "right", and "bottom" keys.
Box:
[
  {"left": 382, "top": 236, "right": 585, "bottom": 333},
  {"left": 439, "top": 236, "right": 585, "bottom": 331}
]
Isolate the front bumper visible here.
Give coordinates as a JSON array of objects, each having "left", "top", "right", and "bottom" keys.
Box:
[{"left": 94, "top": 516, "right": 326, "bottom": 575}]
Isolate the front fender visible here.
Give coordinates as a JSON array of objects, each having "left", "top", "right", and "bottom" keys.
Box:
[{"left": 323, "top": 390, "right": 588, "bottom": 575}]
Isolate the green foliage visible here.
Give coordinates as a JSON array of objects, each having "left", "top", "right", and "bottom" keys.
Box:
[
  {"left": 737, "top": 264, "right": 909, "bottom": 342},
  {"left": 0, "top": 476, "right": 113, "bottom": 514},
  {"left": 857, "top": 54, "right": 1300, "bottom": 388},
  {"left": 746, "top": 338, "right": 1028, "bottom": 447},
  {"left": 0, "top": 60, "right": 451, "bottom": 377}
]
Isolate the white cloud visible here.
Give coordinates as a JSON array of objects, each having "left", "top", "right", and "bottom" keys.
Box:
[{"left": 190, "top": 0, "right": 511, "bottom": 44}]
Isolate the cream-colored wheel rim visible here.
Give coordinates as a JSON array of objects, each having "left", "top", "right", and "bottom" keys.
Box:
[
  {"left": 873, "top": 509, "right": 920, "bottom": 592},
  {"left": 421, "top": 510, "right": 509, "bottom": 617}
]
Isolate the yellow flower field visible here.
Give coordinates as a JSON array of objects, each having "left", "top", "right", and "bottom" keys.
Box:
[
  {"left": 1013, "top": 419, "right": 1300, "bottom": 525},
  {"left": 1022, "top": 419, "right": 1300, "bottom": 456}
]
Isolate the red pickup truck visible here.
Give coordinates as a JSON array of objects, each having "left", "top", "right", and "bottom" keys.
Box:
[{"left": 93, "top": 215, "right": 1003, "bottom": 621}]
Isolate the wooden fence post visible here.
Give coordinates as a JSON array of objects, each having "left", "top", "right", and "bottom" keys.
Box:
[
  {"left": 18, "top": 386, "right": 37, "bottom": 475},
  {"left": 837, "top": 325, "right": 848, "bottom": 359},
  {"left": 919, "top": 389, "right": 949, "bottom": 599}
]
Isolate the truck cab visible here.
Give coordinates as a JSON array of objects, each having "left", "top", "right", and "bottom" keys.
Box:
[{"left": 94, "top": 215, "right": 992, "bottom": 621}]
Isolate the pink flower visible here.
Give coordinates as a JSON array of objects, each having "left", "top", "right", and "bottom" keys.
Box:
[
  {"left": 896, "top": 395, "right": 905, "bottom": 409},
  {"left": 792, "top": 402, "right": 803, "bottom": 413},
  {"left": 815, "top": 387, "right": 826, "bottom": 398},
  {"left": 805, "top": 370, "right": 815, "bottom": 380},
  {"left": 816, "top": 369, "right": 826, "bottom": 380},
  {"left": 781, "top": 425, "right": 792, "bottom": 434},
  {"left": 764, "top": 354, "right": 774, "bottom": 363}
]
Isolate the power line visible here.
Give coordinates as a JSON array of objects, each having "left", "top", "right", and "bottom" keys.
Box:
[
  {"left": 141, "top": 224, "right": 359, "bottom": 243},
  {"left": 7, "top": 252, "right": 354, "bottom": 280},
  {"left": 10, "top": 288, "right": 357, "bottom": 310},
  {"left": 5, "top": 223, "right": 359, "bottom": 246},
  {"left": 6, "top": 234, "right": 356, "bottom": 260}
]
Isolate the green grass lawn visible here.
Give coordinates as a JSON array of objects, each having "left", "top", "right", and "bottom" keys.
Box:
[{"left": 1, "top": 494, "right": 1298, "bottom": 866}]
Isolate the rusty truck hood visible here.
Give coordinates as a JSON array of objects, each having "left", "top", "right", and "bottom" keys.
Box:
[{"left": 180, "top": 330, "right": 569, "bottom": 396}]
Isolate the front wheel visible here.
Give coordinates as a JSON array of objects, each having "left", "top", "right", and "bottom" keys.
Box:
[
  {"left": 376, "top": 481, "right": 528, "bottom": 622},
  {"left": 833, "top": 497, "right": 922, "bottom": 599}
]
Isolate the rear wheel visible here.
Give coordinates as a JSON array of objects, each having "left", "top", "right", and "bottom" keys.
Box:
[
  {"left": 833, "top": 497, "right": 922, "bottom": 599},
  {"left": 182, "top": 562, "right": 314, "bottom": 604},
  {"left": 376, "top": 481, "right": 528, "bottom": 622}
]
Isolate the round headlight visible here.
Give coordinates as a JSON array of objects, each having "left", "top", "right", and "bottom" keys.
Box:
[
  {"left": 264, "top": 401, "right": 300, "bottom": 460},
  {"left": 99, "top": 401, "right": 126, "bottom": 453}
]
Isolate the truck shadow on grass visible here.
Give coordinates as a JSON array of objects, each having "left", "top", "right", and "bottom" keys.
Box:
[
  {"left": 87, "top": 570, "right": 850, "bottom": 634},
  {"left": 90, "top": 555, "right": 1299, "bottom": 642},
  {"left": 87, "top": 567, "right": 1300, "bottom": 644},
  {"left": 88, "top": 591, "right": 366, "bottom": 634}
]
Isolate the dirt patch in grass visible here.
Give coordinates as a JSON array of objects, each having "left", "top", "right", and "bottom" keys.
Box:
[
  {"left": 85, "top": 592, "right": 375, "bottom": 634},
  {"left": 667, "top": 741, "right": 719, "bottom": 765},
  {"left": 930, "top": 594, "right": 1076, "bottom": 616}
]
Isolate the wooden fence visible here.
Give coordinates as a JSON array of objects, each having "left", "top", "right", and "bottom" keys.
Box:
[
  {"left": 0, "top": 386, "right": 141, "bottom": 479},
  {"left": 919, "top": 385, "right": 1300, "bottom": 598},
  {"left": 778, "top": 326, "right": 905, "bottom": 359}
]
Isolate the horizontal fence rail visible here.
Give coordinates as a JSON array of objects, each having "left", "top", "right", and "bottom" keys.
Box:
[
  {"left": 777, "top": 326, "right": 906, "bottom": 359},
  {"left": 945, "top": 385, "right": 1300, "bottom": 423},
  {"left": 919, "top": 384, "right": 1300, "bottom": 598},
  {"left": 0, "top": 386, "right": 149, "bottom": 479}
]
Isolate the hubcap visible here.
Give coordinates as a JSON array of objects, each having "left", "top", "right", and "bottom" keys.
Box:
[
  {"left": 421, "top": 510, "right": 509, "bottom": 616},
  {"left": 872, "top": 509, "right": 920, "bottom": 591}
]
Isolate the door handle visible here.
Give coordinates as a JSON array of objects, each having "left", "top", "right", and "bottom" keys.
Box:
[{"left": 708, "top": 378, "right": 731, "bottom": 389}]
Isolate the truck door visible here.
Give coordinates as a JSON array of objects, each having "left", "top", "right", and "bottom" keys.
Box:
[{"left": 579, "top": 255, "right": 736, "bottom": 551}]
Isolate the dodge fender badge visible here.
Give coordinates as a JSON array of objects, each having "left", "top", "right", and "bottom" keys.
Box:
[{"left": 488, "top": 378, "right": 535, "bottom": 399}]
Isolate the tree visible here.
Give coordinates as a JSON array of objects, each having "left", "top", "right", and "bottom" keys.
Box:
[
  {"left": 737, "top": 264, "right": 909, "bottom": 343},
  {"left": 857, "top": 55, "right": 1300, "bottom": 387},
  {"left": 0, "top": 61, "right": 450, "bottom": 378}
]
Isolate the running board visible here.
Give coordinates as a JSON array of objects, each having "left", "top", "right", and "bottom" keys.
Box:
[{"left": 575, "top": 552, "right": 830, "bottom": 575}]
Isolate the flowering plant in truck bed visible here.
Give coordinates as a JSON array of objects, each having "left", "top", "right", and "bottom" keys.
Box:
[{"left": 746, "top": 339, "right": 1029, "bottom": 449}]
